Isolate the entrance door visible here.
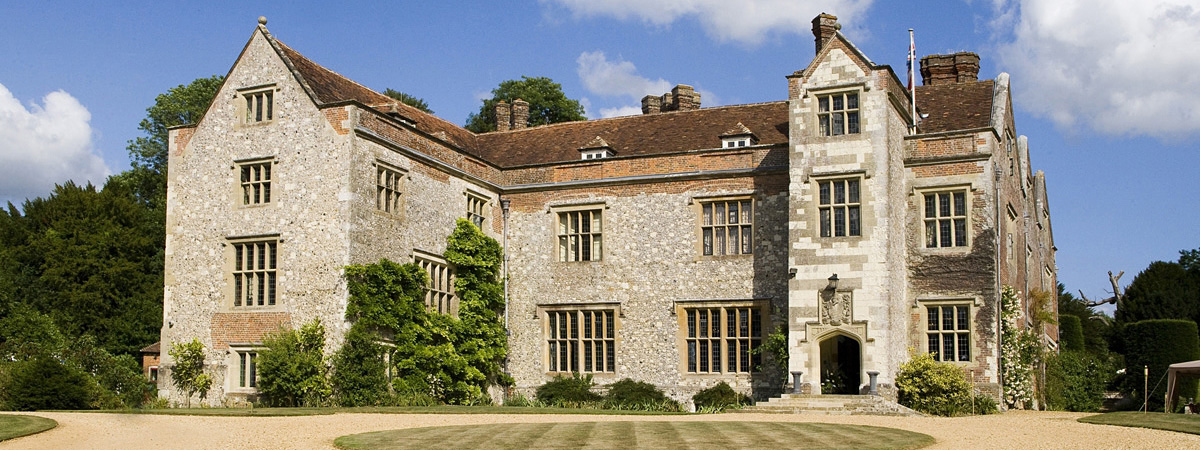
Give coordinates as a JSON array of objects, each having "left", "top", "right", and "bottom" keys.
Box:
[{"left": 818, "top": 335, "right": 861, "bottom": 394}]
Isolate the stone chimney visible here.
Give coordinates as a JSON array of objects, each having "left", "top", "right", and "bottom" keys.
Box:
[
  {"left": 495, "top": 100, "right": 511, "bottom": 132},
  {"left": 811, "top": 13, "right": 839, "bottom": 53},
  {"left": 641, "top": 95, "right": 662, "bottom": 114},
  {"left": 641, "top": 84, "right": 701, "bottom": 114},
  {"left": 920, "top": 52, "right": 981, "bottom": 86},
  {"left": 511, "top": 98, "right": 529, "bottom": 130}
]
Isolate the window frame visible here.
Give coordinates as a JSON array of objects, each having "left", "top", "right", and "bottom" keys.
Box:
[
  {"left": 465, "top": 191, "right": 489, "bottom": 229},
  {"left": 815, "top": 91, "right": 861, "bottom": 137},
  {"left": 414, "top": 250, "right": 456, "bottom": 316},
  {"left": 696, "top": 196, "right": 754, "bottom": 257},
  {"left": 235, "top": 157, "right": 275, "bottom": 206},
  {"left": 541, "top": 304, "right": 620, "bottom": 375},
  {"left": 921, "top": 300, "right": 973, "bottom": 364},
  {"left": 815, "top": 177, "right": 863, "bottom": 238},
  {"left": 228, "top": 346, "right": 263, "bottom": 392},
  {"left": 374, "top": 160, "right": 407, "bottom": 216},
  {"left": 722, "top": 137, "right": 751, "bottom": 148},
  {"left": 239, "top": 84, "right": 277, "bottom": 125},
  {"left": 580, "top": 149, "right": 611, "bottom": 160},
  {"left": 919, "top": 187, "right": 970, "bottom": 249},
  {"left": 553, "top": 204, "right": 605, "bottom": 263},
  {"left": 676, "top": 300, "right": 766, "bottom": 376},
  {"left": 228, "top": 236, "right": 279, "bottom": 309}
]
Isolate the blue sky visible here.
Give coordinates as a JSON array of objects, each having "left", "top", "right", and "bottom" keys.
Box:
[{"left": 1, "top": 1, "right": 1197, "bottom": 309}]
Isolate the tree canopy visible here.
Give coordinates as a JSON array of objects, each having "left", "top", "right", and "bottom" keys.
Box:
[
  {"left": 464, "top": 76, "right": 586, "bottom": 133},
  {"left": 1116, "top": 260, "right": 1200, "bottom": 326},
  {"left": 1057, "top": 282, "right": 1111, "bottom": 354},
  {"left": 383, "top": 89, "right": 433, "bottom": 114}
]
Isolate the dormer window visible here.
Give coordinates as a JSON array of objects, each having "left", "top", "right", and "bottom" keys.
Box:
[
  {"left": 723, "top": 138, "right": 751, "bottom": 148},
  {"left": 578, "top": 136, "right": 615, "bottom": 160},
  {"left": 719, "top": 123, "right": 758, "bottom": 149}
]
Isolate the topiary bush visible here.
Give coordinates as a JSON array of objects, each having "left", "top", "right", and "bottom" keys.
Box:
[
  {"left": 692, "top": 382, "right": 752, "bottom": 411},
  {"left": 1059, "top": 315, "right": 1084, "bottom": 352},
  {"left": 536, "top": 373, "right": 602, "bottom": 405},
  {"left": 896, "top": 352, "right": 973, "bottom": 416},
  {"left": 4, "top": 357, "right": 92, "bottom": 411},
  {"left": 1045, "top": 350, "right": 1111, "bottom": 412},
  {"left": 1121, "top": 319, "right": 1200, "bottom": 411}
]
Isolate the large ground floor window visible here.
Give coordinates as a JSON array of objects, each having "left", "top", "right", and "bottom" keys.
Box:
[
  {"left": 681, "top": 304, "right": 763, "bottom": 374},
  {"left": 546, "top": 309, "right": 616, "bottom": 373}
]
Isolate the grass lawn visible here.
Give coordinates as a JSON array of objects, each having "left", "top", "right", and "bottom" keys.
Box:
[
  {"left": 67, "top": 405, "right": 688, "bottom": 417},
  {"left": 0, "top": 414, "right": 57, "bottom": 441},
  {"left": 1078, "top": 411, "right": 1200, "bottom": 435},
  {"left": 334, "top": 421, "right": 935, "bottom": 450}
]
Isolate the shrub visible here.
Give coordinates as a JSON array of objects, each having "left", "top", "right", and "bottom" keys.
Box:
[
  {"left": 692, "top": 382, "right": 752, "bottom": 411},
  {"left": 256, "top": 319, "right": 331, "bottom": 407},
  {"left": 536, "top": 373, "right": 601, "bottom": 405},
  {"left": 168, "top": 338, "right": 212, "bottom": 407},
  {"left": 1045, "top": 350, "right": 1111, "bottom": 412},
  {"left": 1059, "top": 315, "right": 1084, "bottom": 352},
  {"left": 1121, "top": 319, "right": 1200, "bottom": 411},
  {"left": 604, "top": 378, "right": 668, "bottom": 406},
  {"left": 331, "top": 326, "right": 388, "bottom": 406},
  {"left": 896, "top": 352, "right": 973, "bottom": 416},
  {"left": 970, "top": 392, "right": 999, "bottom": 415},
  {"left": 4, "top": 357, "right": 91, "bottom": 410}
]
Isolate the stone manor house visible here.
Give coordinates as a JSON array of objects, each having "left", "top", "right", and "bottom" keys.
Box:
[{"left": 157, "top": 14, "right": 1057, "bottom": 405}]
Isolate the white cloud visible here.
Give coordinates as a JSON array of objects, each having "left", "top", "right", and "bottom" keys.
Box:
[
  {"left": 577, "top": 51, "right": 673, "bottom": 100},
  {"left": 545, "top": 0, "right": 874, "bottom": 45},
  {"left": 995, "top": 0, "right": 1200, "bottom": 138},
  {"left": 0, "top": 82, "right": 109, "bottom": 205},
  {"left": 598, "top": 105, "right": 644, "bottom": 118}
]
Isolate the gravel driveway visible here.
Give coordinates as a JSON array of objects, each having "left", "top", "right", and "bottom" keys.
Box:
[{"left": 3, "top": 410, "right": 1196, "bottom": 449}]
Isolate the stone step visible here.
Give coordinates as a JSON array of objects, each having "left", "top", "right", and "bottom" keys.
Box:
[{"left": 738, "top": 394, "right": 922, "bottom": 417}]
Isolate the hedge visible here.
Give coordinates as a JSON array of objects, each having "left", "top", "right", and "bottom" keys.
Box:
[
  {"left": 1122, "top": 319, "right": 1200, "bottom": 411},
  {"left": 1059, "top": 315, "right": 1084, "bottom": 352}
]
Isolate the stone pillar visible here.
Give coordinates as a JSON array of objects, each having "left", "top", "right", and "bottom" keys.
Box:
[
  {"left": 511, "top": 98, "right": 529, "bottom": 130},
  {"left": 494, "top": 100, "right": 511, "bottom": 132},
  {"left": 867, "top": 371, "right": 880, "bottom": 395},
  {"left": 791, "top": 371, "right": 804, "bottom": 395},
  {"left": 811, "top": 13, "right": 839, "bottom": 53}
]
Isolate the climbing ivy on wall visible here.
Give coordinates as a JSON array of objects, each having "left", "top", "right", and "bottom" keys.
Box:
[
  {"left": 1001, "top": 285, "right": 1041, "bottom": 409},
  {"left": 341, "top": 219, "right": 508, "bottom": 404}
]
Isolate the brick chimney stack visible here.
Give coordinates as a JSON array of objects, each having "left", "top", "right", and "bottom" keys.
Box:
[
  {"left": 920, "top": 52, "right": 981, "bottom": 86},
  {"left": 511, "top": 99, "right": 529, "bottom": 130},
  {"left": 641, "top": 85, "right": 701, "bottom": 114},
  {"left": 812, "top": 13, "right": 839, "bottom": 53},
  {"left": 495, "top": 100, "right": 511, "bottom": 132}
]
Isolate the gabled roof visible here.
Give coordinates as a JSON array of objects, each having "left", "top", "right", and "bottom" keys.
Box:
[
  {"left": 915, "top": 80, "right": 995, "bottom": 133},
  {"left": 475, "top": 102, "right": 789, "bottom": 167},
  {"left": 141, "top": 341, "right": 161, "bottom": 354}
]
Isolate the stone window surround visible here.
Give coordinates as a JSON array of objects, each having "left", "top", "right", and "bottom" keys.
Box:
[
  {"left": 916, "top": 297, "right": 980, "bottom": 365},
  {"left": 690, "top": 193, "right": 755, "bottom": 259},
  {"left": 812, "top": 173, "right": 864, "bottom": 240},
  {"left": 226, "top": 344, "right": 264, "bottom": 393},
  {"left": 550, "top": 202, "right": 606, "bottom": 263},
  {"left": 673, "top": 298, "right": 769, "bottom": 377},
  {"left": 374, "top": 160, "right": 407, "bottom": 217},
  {"left": 237, "top": 83, "right": 278, "bottom": 125},
  {"left": 916, "top": 184, "right": 972, "bottom": 250},
  {"left": 413, "top": 249, "right": 456, "bottom": 316},
  {"left": 234, "top": 156, "right": 276, "bottom": 208},
  {"left": 536, "top": 302, "right": 622, "bottom": 376},
  {"left": 807, "top": 82, "right": 867, "bottom": 139},
  {"left": 224, "top": 233, "right": 282, "bottom": 311},
  {"left": 464, "top": 189, "right": 490, "bottom": 229}
]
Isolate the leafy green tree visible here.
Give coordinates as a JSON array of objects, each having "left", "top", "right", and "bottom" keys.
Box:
[
  {"left": 1180, "top": 248, "right": 1200, "bottom": 273},
  {"left": 464, "top": 76, "right": 586, "bottom": 132},
  {"left": 1117, "top": 261, "right": 1200, "bottom": 328},
  {"left": 256, "top": 319, "right": 332, "bottom": 407},
  {"left": 1057, "top": 282, "right": 1110, "bottom": 354},
  {"left": 169, "top": 339, "right": 212, "bottom": 407},
  {"left": 4, "top": 357, "right": 91, "bottom": 411},
  {"left": 383, "top": 89, "right": 433, "bottom": 114},
  {"left": 0, "top": 304, "right": 66, "bottom": 361}
]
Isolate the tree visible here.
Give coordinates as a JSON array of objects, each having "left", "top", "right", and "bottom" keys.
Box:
[
  {"left": 256, "top": 319, "right": 331, "bottom": 407},
  {"left": 1116, "top": 261, "right": 1200, "bottom": 327},
  {"left": 117, "top": 75, "right": 224, "bottom": 208},
  {"left": 383, "top": 89, "right": 433, "bottom": 114},
  {"left": 169, "top": 339, "right": 212, "bottom": 407},
  {"left": 1057, "top": 282, "right": 1110, "bottom": 354},
  {"left": 1180, "top": 248, "right": 1200, "bottom": 273},
  {"left": 464, "top": 76, "right": 586, "bottom": 132}
]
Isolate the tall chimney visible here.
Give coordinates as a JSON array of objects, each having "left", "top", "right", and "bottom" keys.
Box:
[
  {"left": 511, "top": 98, "right": 529, "bottom": 130},
  {"left": 641, "top": 95, "right": 661, "bottom": 114},
  {"left": 954, "top": 52, "right": 980, "bottom": 83},
  {"left": 811, "top": 13, "right": 839, "bottom": 53},
  {"left": 920, "top": 52, "right": 982, "bottom": 86},
  {"left": 671, "top": 85, "right": 700, "bottom": 111},
  {"left": 495, "top": 100, "right": 511, "bottom": 132}
]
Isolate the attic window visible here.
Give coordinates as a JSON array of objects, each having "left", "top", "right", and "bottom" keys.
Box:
[
  {"left": 578, "top": 136, "right": 615, "bottom": 160},
  {"left": 581, "top": 149, "right": 611, "bottom": 160},
  {"left": 241, "top": 85, "right": 276, "bottom": 124},
  {"left": 719, "top": 123, "right": 757, "bottom": 149},
  {"left": 723, "top": 138, "right": 751, "bottom": 148}
]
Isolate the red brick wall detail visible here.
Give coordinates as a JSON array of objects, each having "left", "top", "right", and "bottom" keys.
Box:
[
  {"left": 910, "top": 136, "right": 976, "bottom": 159},
  {"left": 508, "top": 174, "right": 787, "bottom": 213},
  {"left": 912, "top": 161, "right": 983, "bottom": 178},
  {"left": 323, "top": 107, "right": 351, "bottom": 135},
  {"left": 171, "top": 128, "right": 196, "bottom": 157},
  {"left": 210, "top": 312, "right": 292, "bottom": 350}
]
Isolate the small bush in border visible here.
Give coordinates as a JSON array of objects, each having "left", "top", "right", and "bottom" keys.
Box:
[
  {"left": 536, "top": 373, "right": 602, "bottom": 405},
  {"left": 896, "top": 352, "right": 974, "bottom": 416},
  {"left": 692, "top": 382, "right": 752, "bottom": 412},
  {"left": 603, "top": 378, "right": 681, "bottom": 411}
]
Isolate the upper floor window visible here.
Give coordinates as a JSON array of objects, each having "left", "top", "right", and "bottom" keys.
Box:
[
  {"left": 817, "top": 92, "right": 859, "bottom": 136},
  {"left": 232, "top": 238, "right": 277, "bottom": 307},
  {"left": 701, "top": 198, "right": 752, "bottom": 256},
  {"left": 546, "top": 309, "right": 616, "bottom": 373},
  {"left": 416, "top": 253, "right": 455, "bottom": 315},
  {"left": 926, "top": 304, "right": 970, "bottom": 362},
  {"left": 557, "top": 208, "right": 602, "bottom": 262},
  {"left": 818, "top": 179, "right": 861, "bottom": 237},
  {"left": 239, "top": 159, "right": 272, "bottom": 205},
  {"left": 375, "top": 162, "right": 405, "bottom": 215},
  {"left": 242, "top": 87, "right": 275, "bottom": 124},
  {"left": 924, "top": 190, "right": 968, "bottom": 248},
  {"left": 466, "top": 193, "right": 488, "bottom": 228}
]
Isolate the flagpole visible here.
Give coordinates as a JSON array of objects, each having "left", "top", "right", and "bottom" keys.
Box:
[{"left": 909, "top": 28, "right": 917, "bottom": 134}]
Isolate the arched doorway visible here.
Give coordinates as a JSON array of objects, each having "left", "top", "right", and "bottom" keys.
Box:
[{"left": 818, "top": 334, "right": 861, "bottom": 394}]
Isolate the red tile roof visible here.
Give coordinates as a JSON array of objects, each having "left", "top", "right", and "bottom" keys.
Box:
[
  {"left": 915, "top": 80, "right": 995, "bottom": 133},
  {"left": 140, "top": 341, "right": 160, "bottom": 354}
]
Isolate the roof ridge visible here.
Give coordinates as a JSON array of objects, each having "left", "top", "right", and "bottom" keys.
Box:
[{"left": 484, "top": 100, "right": 789, "bottom": 135}]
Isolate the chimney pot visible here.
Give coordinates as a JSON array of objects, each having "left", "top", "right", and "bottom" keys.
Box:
[
  {"left": 494, "top": 100, "right": 511, "bottom": 132},
  {"left": 811, "top": 13, "right": 839, "bottom": 54}
]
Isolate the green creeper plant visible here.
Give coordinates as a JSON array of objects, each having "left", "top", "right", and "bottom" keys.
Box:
[{"left": 256, "top": 319, "right": 332, "bottom": 407}]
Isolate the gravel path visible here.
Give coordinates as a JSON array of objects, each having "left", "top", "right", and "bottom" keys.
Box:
[{"left": 2, "top": 410, "right": 1197, "bottom": 449}]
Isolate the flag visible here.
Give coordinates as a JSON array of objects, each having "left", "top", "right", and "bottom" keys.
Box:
[{"left": 907, "top": 29, "right": 916, "bottom": 91}]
